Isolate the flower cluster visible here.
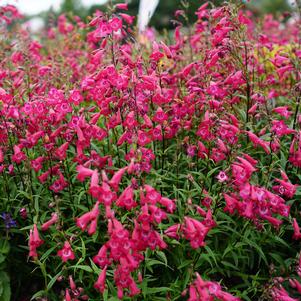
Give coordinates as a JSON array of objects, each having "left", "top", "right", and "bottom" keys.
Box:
[{"left": 185, "top": 273, "right": 240, "bottom": 301}]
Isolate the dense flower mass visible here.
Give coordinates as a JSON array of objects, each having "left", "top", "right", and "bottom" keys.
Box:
[{"left": 0, "top": 1, "right": 301, "bottom": 300}]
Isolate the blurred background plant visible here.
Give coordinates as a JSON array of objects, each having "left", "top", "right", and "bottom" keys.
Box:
[{"left": 2, "top": 0, "right": 294, "bottom": 32}]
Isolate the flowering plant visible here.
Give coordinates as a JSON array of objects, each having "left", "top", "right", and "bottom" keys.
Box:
[{"left": 0, "top": 1, "right": 301, "bottom": 300}]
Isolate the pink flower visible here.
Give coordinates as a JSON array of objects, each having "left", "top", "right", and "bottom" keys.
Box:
[
  {"left": 293, "top": 218, "right": 301, "bottom": 240},
  {"left": 0, "top": 148, "right": 3, "bottom": 163},
  {"left": 115, "top": 3, "right": 128, "bottom": 10},
  {"left": 273, "top": 106, "right": 292, "bottom": 119},
  {"left": 76, "top": 202, "right": 100, "bottom": 234},
  {"left": 99, "top": 182, "right": 117, "bottom": 206},
  {"left": 31, "top": 156, "right": 44, "bottom": 172},
  {"left": 89, "top": 170, "right": 101, "bottom": 198},
  {"left": 94, "top": 21, "right": 112, "bottom": 39},
  {"left": 188, "top": 273, "right": 240, "bottom": 301},
  {"left": 93, "top": 245, "right": 110, "bottom": 268},
  {"left": 187, "top": 145, "right": 196, "bottom": 157},
  {"left": 109, "top": 17, "right": 122, "bottom": 32},
  {"left": 153, "top": 107, "right": 168, "bottom": 124},
  {"left": 119, "top": 13, "right": 135, "bottom": 25},
  {"left": 224, "top": 193, "right": 238, "bottom": 214},
  {"left": 182, "top": 217, "right": 210, "bottom": 249},
  {"left": 159, "top": 197, "right": 176, "bottom": 213},
  {"left": 160, "top": 41, "right": 173, "bottom": 58},
  {"left": 246, "top": 131, "right": 270, "bottom": 154},
  {"left": 149, "top": 51, "right": 164, "bottom": 61},
  {"left": 289, "top": 278, "right": 301, "bottom": 294},
  {"left": 49, "top": 173, "right": 68, "bottom": 193},
  {"left": 76, "top": 165, "right": 94, "bottom": 182},
  {"left": 65, "top": 289, "right": 71, "bottom": 301},
  {"left": 271, "top": 120, "right": 295, "bottom": 137},
  {"left": 217, "top": 171, "right": 228, "bottom": 182},
  {"left": 57, "top": 241, "right": 75, "bottom": 262},
  {"left": 263, "top": 215, "right": 283, "bottom": 228},
  {"left": 137, "top": 130, "right": 152, "bottom": 146},
  {"left": 273, "top": 175, "right": 297, "bottom": 199},
  {"left": 150, "top": 125, "right": 163, "bottom": 141},
  {"left": 41, "top": 213, "right": 58, "bottom": 231},
  {"left": 29, "top": 224, "right": 44, "bottom": 258},
  {"left": 164, "top": 224, "right": 181, "bottom": 239},
  {"left": 68, "top": 89, "right": 83, "bottom": 105},
  {"left": 94, "top": 266, "right": 107, "bottom": 293},
  {"left": 271, "top": 285, "right": 298, "bottom": 301},
  {"left": 54, "top": 142, "right": 69, "bottom": 160},
  {"left": 116, "top": 186, "right": 137, "bottom": 210},
  {"left": 12, "top": 145, "right": 26, "bottom": 164},
  {"left": 149, "top": 205, "right": 167, "bottom": 223},
  {"left": 124, "top": 111, "right": 138, "bottom": 129}
]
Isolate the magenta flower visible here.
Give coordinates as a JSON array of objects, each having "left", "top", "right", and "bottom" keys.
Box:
[{"left": 57, "top": 241, "right": 75, "bottom": 262}]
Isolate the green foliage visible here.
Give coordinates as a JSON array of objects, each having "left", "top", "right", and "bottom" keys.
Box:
[
  {"left": 0, "top": 240, "right": 11, "bottom": 301},
  {"left": 246, "top": 0, "right": 291, "bottom": 15}
]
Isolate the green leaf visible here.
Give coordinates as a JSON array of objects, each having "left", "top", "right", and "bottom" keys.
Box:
[
  {"left": 143, "top": 287, "right": 172, "bottom": 295},
  {"left": 0, "top": 241, "right": 9, "bottom": 255},
  {"left": 207, "top": 166, "right": 221, "bottom": 178},
  {"left": 34, "top": 196, "right": 40, "bottom": 215},
  {"left": 16, "top": 190, "right": 31, "bottom": 200},
  {"left": 195, "top": 253, "right": 214, "bottom": 269},
  {"left": 269, "top": 253, "right": 286, "bottom": 269},
  {"left": 30, "top": 290, "right": 45, "bottom": 301},
  {"left": 243, "top": 237, "right": 268, "bottom": 266},
  {"left": 70, "top": 264, "right": 93, "bottom": 273},
  {"left": 76, "top": 189, "right": 87, "bottom": 205},
  {"left": 221, "top": 260, "right": 240, "bottom": 270},
  {"left": 103, "top": 289, "right": 108, "bottom": 301},
  {"left": 80, "top": 237, "right": 86, "bottom": 259},
  {"left": 0, "top": 272, "right": 10, "bottom": 301},
  {"left": 47, "top": 271, "right": 63, "bottom": 291},
  {"left": 0, "top": 254, "right": 5, "bottom": 265},
  {"left": 89, "top": 258, "right": 101, "bottom": 275},
  {"left": 204, "top": 245, "right": 218, "bottom": 266},
  {"left": 40, "top": 245, "right": 56, "bottom": 262},
  {"left": 177, "top": 259, "right": 193, "bottom": 269},
  {"left": 155, "top": 251, "right": 168, "bottom": 266},
  {"left": 272, "top": 236, "right": 290, "bottom": 249}
]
